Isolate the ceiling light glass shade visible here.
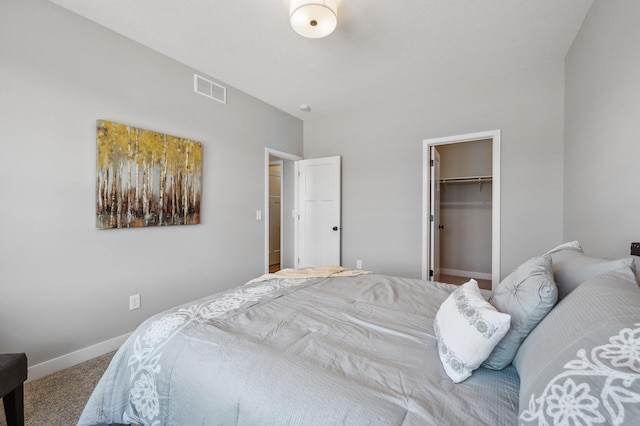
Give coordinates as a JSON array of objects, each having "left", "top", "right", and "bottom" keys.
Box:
[{"left": 290, "top": 0, "right": 337, "bottom": 39}]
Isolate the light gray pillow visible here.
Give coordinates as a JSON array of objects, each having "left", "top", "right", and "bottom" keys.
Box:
[
  {"left": 513, "top": 268, "right": 640, "bottom": 425},
  {"left": 482, "top": 255, "right": 557, "bottom": 370},
  {"left": 550, "top": 248, "right": 636, "bottom": 299},
  {"left": 543, "top": 240, "right": 583, "bottom": 256}
]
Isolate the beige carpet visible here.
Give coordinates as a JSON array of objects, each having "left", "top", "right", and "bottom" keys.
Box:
[{"left": 0, "top": 351, "right": 115, "bottom": 426}]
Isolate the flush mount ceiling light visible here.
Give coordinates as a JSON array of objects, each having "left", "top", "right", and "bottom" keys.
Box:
[{"left": 290, "top": 0, "right": 338, "bottom": 39}]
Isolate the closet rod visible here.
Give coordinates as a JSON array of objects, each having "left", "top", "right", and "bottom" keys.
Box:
[{"left": 439, "top": 175, "right": 492, "bottom": 184}]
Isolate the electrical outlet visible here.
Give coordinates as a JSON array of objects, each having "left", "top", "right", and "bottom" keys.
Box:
[
  {"left": 356, "top": 259, "right": 363, "bottom": 269},
  {"left": 129, "top": 294, "right": 141, "bottom": 310}
]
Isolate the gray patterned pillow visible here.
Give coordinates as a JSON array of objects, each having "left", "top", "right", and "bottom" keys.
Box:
[
  {"left": 482, "top": 255, "right": 557, "bottom": 370},
  {"left": 513, "top": 268, "right": 640, "bottom": 425}
]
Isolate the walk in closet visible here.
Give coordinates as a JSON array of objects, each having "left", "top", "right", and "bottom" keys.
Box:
[{"left": 434, "top": 139, "right": 492, "bottom": 287}]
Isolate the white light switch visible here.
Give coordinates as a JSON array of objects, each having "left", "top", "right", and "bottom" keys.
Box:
[{"left": 256, "top": 210, "right": 262, "bottom": 220}]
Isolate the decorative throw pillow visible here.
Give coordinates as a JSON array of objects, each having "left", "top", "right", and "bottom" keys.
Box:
[
  {"left": 548, "top": 244, "right": 636, "bottom": 299},
  {"left": 482, "top": 255, "right": 557, "bottom": 370},
  {"left": 433, "top": 279, "right": 511, "bottom": 383},
  {"left": 513, "top": 267, "right": 640, "bottom": 425},
  {"left": 543, "top": 240, "right": 583, "bottom": 256}
]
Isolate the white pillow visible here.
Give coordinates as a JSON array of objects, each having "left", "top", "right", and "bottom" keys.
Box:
[{"left": 434, "top": 280, "right": 511, "bottom": 383}]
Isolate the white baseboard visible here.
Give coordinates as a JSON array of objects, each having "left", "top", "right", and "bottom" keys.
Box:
[
  {"left": 27, "top": 332, "right": 131, "bottom": 382},
  {"left": 440, "top": 268, "right": 492, "bottom": 281}
]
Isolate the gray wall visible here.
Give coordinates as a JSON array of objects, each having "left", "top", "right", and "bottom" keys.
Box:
[
  {"left": 440, "top": 182, "right": 492, "bottom": 275},
  {"left": 564, "top": 1, "right": 640, "bottom": 258},
  {"left": 304, "top": 61, "right": 565, "bottom": 279},
  {"left": 8, "top": 0, "right": 631, "bottom": 373},
  {"left": 0, "top": 0, "right": 302, "bottom": 366},
  {"left": 438, "top": 139, "right": 493, "bottom": 179}
]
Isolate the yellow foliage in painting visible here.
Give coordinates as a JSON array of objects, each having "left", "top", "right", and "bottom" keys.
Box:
[{"left": 96, "top": 119, "right": 203, "bottom": 229}]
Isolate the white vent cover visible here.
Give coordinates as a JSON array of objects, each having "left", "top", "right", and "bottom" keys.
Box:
[{"left": 194, "top": 74, "right": 226, "bottom": 104}]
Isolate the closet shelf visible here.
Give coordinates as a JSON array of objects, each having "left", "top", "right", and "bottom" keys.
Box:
[
  {"left": 439, "top": 175, "right": 492, "bottom": 184},
  {"left": 440, "top": 175, "right": 492, "bottom": 192}
]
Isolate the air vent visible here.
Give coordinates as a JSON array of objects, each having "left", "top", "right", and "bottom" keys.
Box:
[{"left": 193, "top": 74, "right": 226, "bottom": 104}]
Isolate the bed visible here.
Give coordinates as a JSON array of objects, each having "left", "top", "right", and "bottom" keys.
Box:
[{"left": 79, "top": 244, "right": 640, "bottom": 426}]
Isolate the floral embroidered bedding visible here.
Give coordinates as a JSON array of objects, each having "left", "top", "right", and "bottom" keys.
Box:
[
  {"left": 79, "top": 274, "right": 519, "bottom": 425},
  {"left": 78, "top": 244, "right": 640, "bottom": 425}
]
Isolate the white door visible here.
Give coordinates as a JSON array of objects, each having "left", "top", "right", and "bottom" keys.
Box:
[
  {"left": 295, "top": 156, "right": 341, "bottom": 268},
  {"left": 430, "top": 146, "right": 441, "bottom": 281}
]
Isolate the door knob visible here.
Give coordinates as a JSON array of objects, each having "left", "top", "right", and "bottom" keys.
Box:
[{"left": 332, "top": 226, "right": 339, "bottom": 231}]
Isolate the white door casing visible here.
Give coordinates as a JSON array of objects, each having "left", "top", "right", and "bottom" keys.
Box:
[
  {"left": 295, "top": 156, "right": 341, "bottom": 268},
  {"left": 422, "top": 130, "right": 501, "bottom": 287}
]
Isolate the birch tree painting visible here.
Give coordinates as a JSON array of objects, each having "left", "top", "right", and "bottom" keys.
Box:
[{"left": 96, "top": 120, "right": 202, "bottom": 229}]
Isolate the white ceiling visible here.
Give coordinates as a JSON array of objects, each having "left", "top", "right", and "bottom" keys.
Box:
[{"left": 49, "top": 0, "right": 593, "bottom": 120}]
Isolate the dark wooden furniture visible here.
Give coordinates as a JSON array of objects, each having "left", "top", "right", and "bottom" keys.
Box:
[{"left": 0, "top": 353, "right": 27, "bottom": 426}]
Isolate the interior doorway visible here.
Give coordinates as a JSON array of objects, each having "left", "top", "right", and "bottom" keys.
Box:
[
  {"left": 422, "top": 130, "right": 501, "bottom": 288},
  {"left": 268, "top": 161, "right": 283, "bottom": 272},
  {"left": 264, "top": 148, "right": 302, "bottom": 274}
]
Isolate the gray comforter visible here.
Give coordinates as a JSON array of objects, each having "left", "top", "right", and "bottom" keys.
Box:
[{"left": 78, "top": 274, "right": 519, "bottom": 425}]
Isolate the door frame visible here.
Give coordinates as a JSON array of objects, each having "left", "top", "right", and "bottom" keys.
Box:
[
  {"left": 421, "top": 130, "right": 501, "bottom": 286},
  {"left": 264, "top": 148, "right": 302, "bottom": 274},
  {"left": 268, "top": 160, "right": 284, "bottom": 267}
]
